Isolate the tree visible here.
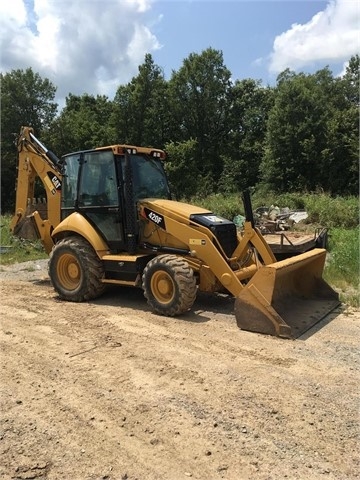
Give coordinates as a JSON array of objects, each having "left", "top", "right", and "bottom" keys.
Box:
[
  {"left": 321, "top": 56, "right": 359, "bottom": 195},
  {"left": 219, "top": 79, "right": 274, "bottom": 193},
  {"left": 1, "top": 68, "right": 58, "bottom": 212},
  {"left": 167, "top": 48, "right": 232, "bottom": 192},
  {"left": 110, "top": 84, "right": 133, "bottom": 143},
  {"left": 342, "top": 54, "right": 359, "bottom": 105},
  {"left": 164, "top": 139, "right": 202, "bottom": 199},
  {"left": 111, "top": 54, "right": 170, "bottom": 147},
  {"left": 261, "top": 62, "right": 359, "bottom": 195},
  {"left": 260, "top": 68, "right": 331, "bottom": 193},
  {"left": 45, "top": 93, "right": 115, "bottom": 156}
]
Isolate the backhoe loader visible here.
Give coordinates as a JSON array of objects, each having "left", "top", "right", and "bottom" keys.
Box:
[{"left": 10, "top": 126, "right": 340, "bottom": 338}]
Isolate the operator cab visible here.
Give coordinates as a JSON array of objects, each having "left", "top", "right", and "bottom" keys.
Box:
[{"left": 61, "top": 145, "right": 171, "bottom": 252}]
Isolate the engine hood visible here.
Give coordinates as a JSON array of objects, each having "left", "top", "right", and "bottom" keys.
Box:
[{"left": 139, "top": 198, "right": 212, "bottom": 222}]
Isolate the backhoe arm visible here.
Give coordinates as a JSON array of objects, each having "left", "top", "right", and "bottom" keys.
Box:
[{"left": 10, "top": 126, "right": 63, "bottom": 253}]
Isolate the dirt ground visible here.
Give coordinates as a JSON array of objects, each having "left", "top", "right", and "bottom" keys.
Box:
[{"left": 0, "top": 259, "right": 359, "bottom": 480}]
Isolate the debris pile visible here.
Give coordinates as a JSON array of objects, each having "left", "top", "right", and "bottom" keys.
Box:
[
  {"left": 233, "top": 203, "right": 328, "bottom": 259},
  {"left": 254, "top": 205, "right": 309, "bottom": 234}
]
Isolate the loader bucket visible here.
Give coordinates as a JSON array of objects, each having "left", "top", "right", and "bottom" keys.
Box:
[{"left": 234, "top": 248, "right": 340, "bottom": 339}]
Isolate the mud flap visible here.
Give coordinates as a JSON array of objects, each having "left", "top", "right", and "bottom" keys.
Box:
[{"left": 234, "top": 249, "right": 340, "bottom": 339}]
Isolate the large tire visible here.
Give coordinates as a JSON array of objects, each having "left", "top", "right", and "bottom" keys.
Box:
[
  {"left": 49, "top": 236, "right": 106, "bottom": 302},
  {"left": 142, "top": 254, "right": 197, "bottom": 316}
]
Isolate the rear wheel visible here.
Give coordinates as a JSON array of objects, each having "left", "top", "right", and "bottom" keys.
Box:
[
  {"left": 142, "top": 254, "right": 197, "bottom": 316},
  {"left": 49, "top": 236, "right": 105, "bottom": 302}
]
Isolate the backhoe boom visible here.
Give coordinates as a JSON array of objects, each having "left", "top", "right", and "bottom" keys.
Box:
[{"left": 10, "top": 126, "right": 62, "bottom": 253}]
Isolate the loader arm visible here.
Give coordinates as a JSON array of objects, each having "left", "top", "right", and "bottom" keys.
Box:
[{"left": 10, "top": 126, "right": 63, "bottom": 253}]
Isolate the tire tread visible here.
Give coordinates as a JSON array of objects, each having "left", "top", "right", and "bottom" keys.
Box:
[{"left": 142, "top": 254, "right": 196, "bottom": 316}]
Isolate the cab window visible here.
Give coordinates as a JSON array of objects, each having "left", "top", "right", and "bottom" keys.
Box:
[
  {"left": 78, "top": 150, "right": 118, "bottom": 206},
  {"left": 62, "top": 154, "right": 80, "bottom": 209}
]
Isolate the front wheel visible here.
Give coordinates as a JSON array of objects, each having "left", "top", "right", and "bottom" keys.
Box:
[
  {"left": 49, "top": 236, "right": 106, "bottom": 302},
  {"left": 142, "top": 254, "right": 197, "bottom": 316}
]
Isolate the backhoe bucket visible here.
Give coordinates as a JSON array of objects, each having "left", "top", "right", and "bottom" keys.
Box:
[
  {"left": 12, "top": 200, "right": 48, "bottom": 241},
  {"left": 13, "top": 215, "right": 38, "bottom": 240},
  {"left": 235, "top": 248, "right": 340, "bottom": 339}
]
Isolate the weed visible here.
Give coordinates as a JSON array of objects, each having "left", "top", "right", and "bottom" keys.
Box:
[{"left": 0, "top": 215, "right": 47, "bottom": 265}]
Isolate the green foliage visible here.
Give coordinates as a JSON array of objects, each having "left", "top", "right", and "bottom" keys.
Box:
[
  {"left": 324, "top": 227, "right": 359, "bottom": 307},
  {"left": 219, "top": 80, "right": 274, "bottom": 193},
  {"left": 168, "top": 48, "right": 232, "bottom": 185},
  {"left": 261, "top": 69, "right": 329, "bottom": 192},
  {"left": 343, "top": 54, "right": 359, "bottom": 105},
  {"left": 165, "top": 139, "right": 200, "bottom": 199},
  {"left": 261, "top": 64, "right": 359, "bottom": 196},
  {"left": 302, "top": 194, "right": 359, "bottom": 228},
  {"left": 251, "top": 190, "right": 307, "bottom": 211},
  {"left": 111, "top": 54, "right": 170, "bottom": 147},
  {"left": 251, "top": 191, "right": 359, "bottom": 228},
  {"left": 44, "top": 93, "right": 115, "bottom": 156},
  {"left": 0, "top": 68, "right": 58, "bottom": 213},
  {"left": 0, "top": 68, "right": 58, "bottom": 140},
  {"left": 0, "top": 215, "right": 47, "bottom": 265},
  {"left": 188, "top": 193, "right": 243, "bottom": 220}
]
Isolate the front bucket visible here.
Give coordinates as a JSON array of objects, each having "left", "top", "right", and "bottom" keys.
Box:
[{"left": 235, "top": 248, "right": 340, "bottom": 339}]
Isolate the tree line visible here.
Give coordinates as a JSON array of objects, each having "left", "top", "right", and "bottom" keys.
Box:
[{"left": 1, "top": 49, "right": 358, "bottom": 213}]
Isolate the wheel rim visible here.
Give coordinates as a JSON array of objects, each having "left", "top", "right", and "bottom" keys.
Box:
[
  {"left": 150, "top": 270, "right": 175, "bottom": 304},
  {"left": 56, "top": 253, "right": 81, "bottom": 290}
]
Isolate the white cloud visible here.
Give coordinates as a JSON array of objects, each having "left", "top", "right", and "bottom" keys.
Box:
[
  {"left": 0, "top": 0, "right": 162, "bottom": 105},
  {"left": 0, "top": 0, "right": 27, "bottom": 27},
  {"left": 269, "top": 0, "right": 360, "bottom": 74},
  {"left": 127, "top": 23, "right": 161, "bottom": 65},
  {"left": 336, "top": 60, "right": 350, "bottom": 77}
]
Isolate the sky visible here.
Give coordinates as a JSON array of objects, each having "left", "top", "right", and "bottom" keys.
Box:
[{"left": 0, "top": 0, "right": 359, "bottom": 109}]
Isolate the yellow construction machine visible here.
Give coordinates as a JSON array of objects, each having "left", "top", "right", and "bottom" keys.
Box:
[{"left": 10, "top": 126, "right": 340, "bottom": 338}]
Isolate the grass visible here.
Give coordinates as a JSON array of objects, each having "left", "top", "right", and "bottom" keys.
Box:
[
  {"left": 0, "top": 215, "right": 47, "bottom": 266},
  {"left": 323, "top": 227, "right": 359, "bottom": 306},
  {"left": 190, "top": 191, "right": 359, "bottom": 229},
  {"left": 1, "top": 191, "right": 359, "bottom": 307}
]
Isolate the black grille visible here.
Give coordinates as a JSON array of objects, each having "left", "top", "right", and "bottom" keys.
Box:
[{"left": 190, "top": 214, "right": 237, "bottom": 258}]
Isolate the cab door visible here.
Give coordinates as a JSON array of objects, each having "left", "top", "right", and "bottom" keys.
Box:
[{"left": 77, "top": 149, "right": 126, "bottom": 251}]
